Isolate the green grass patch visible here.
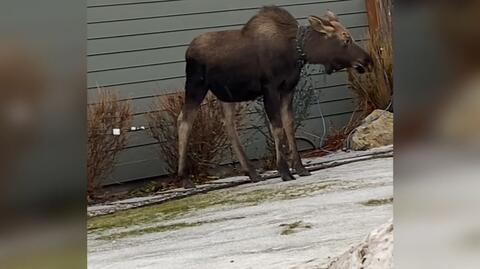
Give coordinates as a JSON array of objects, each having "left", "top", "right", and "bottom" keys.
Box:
[
  {"left": 97, "top": 216, "right": 246, "bottom": 241},
  {"left": 360, "top": 197, "right": 393, "bottom": 206},
  {"left": 88, "top": 182, "right": 335, "bottom": 234},
  {"left": 97, "top": 222, "right": 202, "bottom": 241},
  {"left": 279, "top": 221, "right": 312, "bottom": 235}
]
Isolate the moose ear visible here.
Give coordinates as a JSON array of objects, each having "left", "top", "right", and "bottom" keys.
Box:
[
  {"left": 308, "top": 16, "right": 335, "bottom": 35},
  {"left": 325, "top": 10, "right": 339, "bottom": 22}
]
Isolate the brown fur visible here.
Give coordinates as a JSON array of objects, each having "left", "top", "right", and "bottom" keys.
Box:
[
  {"left": 242, "top": 6, "right": 298, "bottom": 39},
  {"left": 186, "top": 6, "right": 299, "bottom": 73}
]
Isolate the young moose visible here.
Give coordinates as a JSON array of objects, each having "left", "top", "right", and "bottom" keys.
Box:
[{"left": 178, "top": 6, "right": 372, "bottom": 188}]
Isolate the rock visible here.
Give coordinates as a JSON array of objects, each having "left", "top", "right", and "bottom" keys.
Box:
[
  {"left": 325, "top": 219, "right": 393, "bottom": 269},
  {"left": 349, "top": 110, "right": 393, "bottom": 150}
]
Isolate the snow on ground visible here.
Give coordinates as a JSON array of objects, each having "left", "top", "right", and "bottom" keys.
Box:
[{"left": 88, "top": 157, "right": 393, "bottom": 269}]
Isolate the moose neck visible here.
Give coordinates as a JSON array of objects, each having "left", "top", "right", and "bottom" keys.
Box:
[
  {"left": 295, "top": 25, "right": 309, "bottom": 69},
  {"left": 301, "top": 26, "right": 330, "bottom": 65}
]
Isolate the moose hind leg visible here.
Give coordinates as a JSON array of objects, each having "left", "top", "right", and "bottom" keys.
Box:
[
  {"left": 264, "top": 92, "right": 295, "bottom": 181},
  {"left": 177, "top": 109, "right": 195, "bottom": 188},
  {"left": 280, "top": 92, "right": 311, "bottom": 176},
  {"left": 221, "top": 102, "right": 260, "bottom": 182},
  {"left": 177, "top": 85, "right": 208, "bottom": 189}
]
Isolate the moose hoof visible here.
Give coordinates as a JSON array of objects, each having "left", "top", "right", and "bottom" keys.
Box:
[
  {"left": 296, "top": 168, "right": 311, "bottom": 177},
  {"left": 281, "top": 173, "right": 296, "bottom": 181},
  {"left": 182, "top": 178, "right": 196, "bottom": 189}
]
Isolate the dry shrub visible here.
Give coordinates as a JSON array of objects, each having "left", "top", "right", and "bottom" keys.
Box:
[
  {"left": 87, "top": 89, "right": 132, "bottom": 195},
  {"left": 348, "top": 0, "right": 393, "bottom": 114},
  {"left": 147, "top": 92, "right": 245, "bottom": 183}
]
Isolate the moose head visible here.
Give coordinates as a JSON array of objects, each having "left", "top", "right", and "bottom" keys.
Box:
[{"left": 304, "top": 11, "right": 373, "bottom": 74}]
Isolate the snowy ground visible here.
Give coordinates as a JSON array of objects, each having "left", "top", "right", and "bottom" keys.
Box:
[{"left": 88, "top": 156, "right": 392, "bottom": 269}]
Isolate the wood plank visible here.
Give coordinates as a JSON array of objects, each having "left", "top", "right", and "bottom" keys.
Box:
[
  {"left": 87, "top": 0, "right": 353, "bottom": 22},
  {"left": 88, "top": 4, "right": 366, "bottom": 39}
]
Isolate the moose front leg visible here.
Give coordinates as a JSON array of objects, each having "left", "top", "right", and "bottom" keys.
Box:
[
  {"left": 280, "top": 91, "right": 311, "bottom": 176},
  {"left": 264, "top": 91, "right": 295, "bottom": 181}
]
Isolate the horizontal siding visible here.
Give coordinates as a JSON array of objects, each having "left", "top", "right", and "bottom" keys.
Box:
[
  {"left": 87, "top": 0, "right": 354, "bottom": 21},
  {"left": 87, "top": 0, "right": 365, "bottom": 40},
  {"left": 87, "top": 0, "right": 368, "bottom": 185}
]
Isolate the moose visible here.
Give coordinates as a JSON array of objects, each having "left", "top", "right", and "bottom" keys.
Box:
[{"left": 177, "top": 6, "right": 372, "bottom": 188}]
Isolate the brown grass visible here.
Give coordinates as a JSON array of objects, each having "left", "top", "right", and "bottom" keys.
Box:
[
  {"left": 87, "top": 89, "right": 132, "bottom": 196},
  {"left": 146, "top": 92, "right": 245, "bottom": 184},
  {"left": 348, "top": 0, "right": 393, "bottom": 114}
]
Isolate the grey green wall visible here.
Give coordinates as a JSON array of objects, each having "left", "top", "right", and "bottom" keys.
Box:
[{"left": 87, "top": 0, "right": 369, "bottom": 185}]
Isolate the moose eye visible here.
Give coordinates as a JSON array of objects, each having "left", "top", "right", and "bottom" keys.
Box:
[{"left": 342, "top": 32, "right": 352, "bottom": 46}]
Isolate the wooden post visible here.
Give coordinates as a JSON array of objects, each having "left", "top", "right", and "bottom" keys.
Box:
[{"left": 365, "top": 0, "right": 379, "bottom": 36}]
